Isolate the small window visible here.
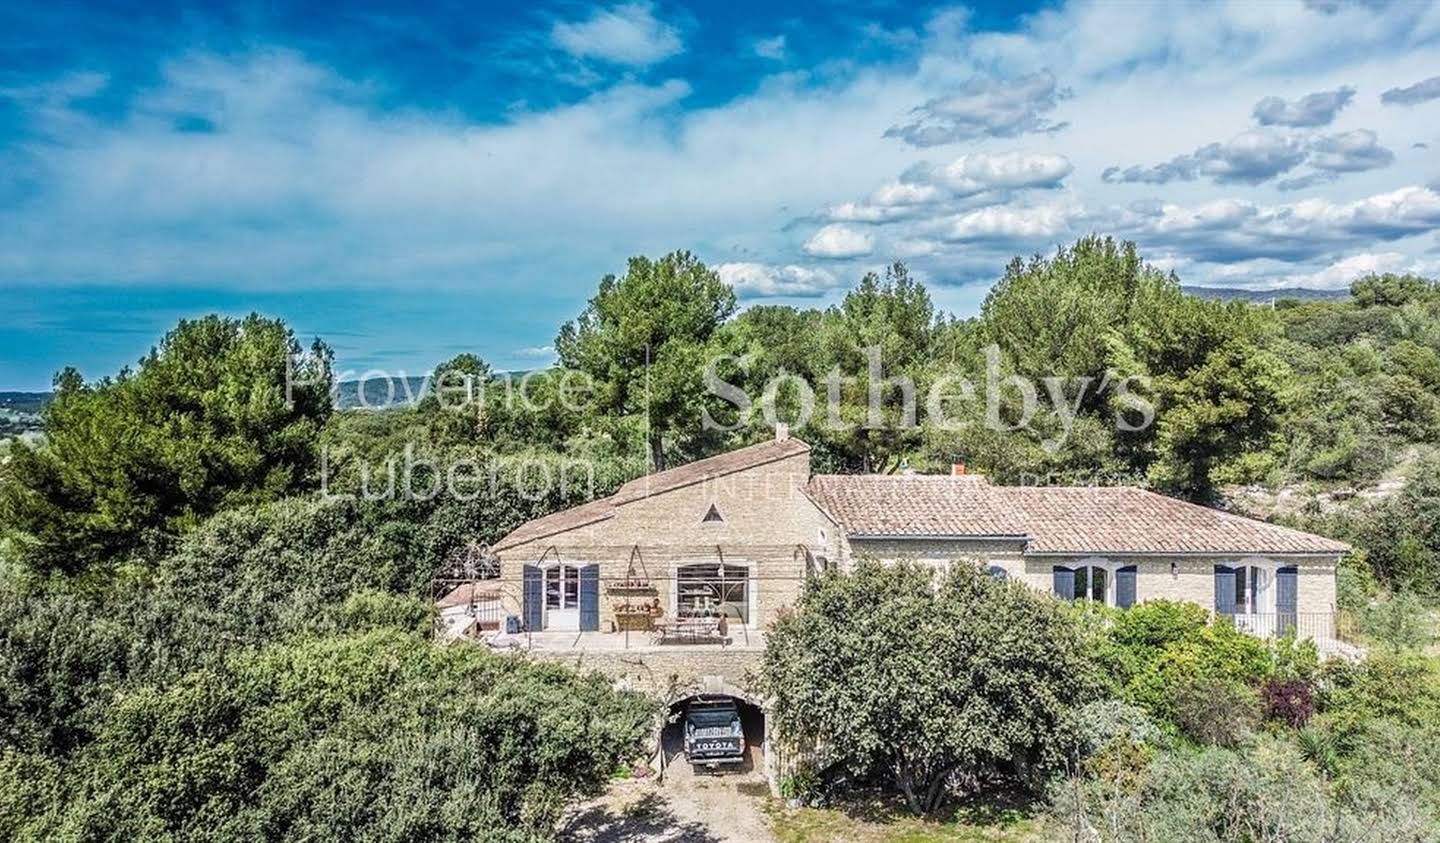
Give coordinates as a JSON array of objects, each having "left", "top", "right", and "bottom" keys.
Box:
[
  {"left": 702, "top": 504, "right": 724, "bottom": 523},
  {"left": 987, "top": 565, "right": 1008, "bottom": 581}
]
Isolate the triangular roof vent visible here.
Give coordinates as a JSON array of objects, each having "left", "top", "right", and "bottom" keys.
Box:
[{"left": 702, "top": 504, "right": 724, "bottom": 523}]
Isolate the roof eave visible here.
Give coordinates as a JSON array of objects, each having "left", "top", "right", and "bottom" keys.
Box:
[
  {"left": 1022, "top": 548, "right": 1349, "bottom": 557},
  {"left": 847, "top": 532, "right": 1030, "bottom": 541}
]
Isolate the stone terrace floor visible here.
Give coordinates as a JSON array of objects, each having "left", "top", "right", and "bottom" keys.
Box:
[{"left": 481, "top": 628, "right": 768, "bottom": 653}]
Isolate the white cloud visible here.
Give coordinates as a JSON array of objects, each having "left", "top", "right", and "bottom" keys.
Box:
[
  {"left": 512, "top": 344, "right": 557, "bottom": 359},
  {"left": 1279, "top": 128, "right": 1397, "bottom": 189},
  {"left": 1252, "top": 86, "right": 1355, "bottom": 127},
  {"left": 824, "top": 201, "right": 923, "bottom": 223},
  {"left": 1129, "top": 186, "right": 1440, "bottom": 263},
  {"left": 942, "top": 203, "right": 1080, "bottom": 243},
  {"left": 893, "top": 238, "right": 941, "bottom": 258},
  {"left": 6, "top": 0, "right": 1440, "bottom": 308},
  {"left": 885, "top": 72, "right": 1069, "bottom": 147},
  {"left": 752, "top": 35, "right": 787, "bottom": 61},
  {"left": 716, "top": 262, "right": 842, "bottom": 296},
  {"left": 1279, "top": 252, "right": 1423, "bottom": 289},
  {"left": 906, "top": 151, "right": 1073, "bottom": 197},
  {"left": 870, "top": 181, "right": 945, "bottom": 206},
  {"left": 1103, "top": 128, "right": 1307, "bottom": 186},
  {"left": 1309, "top": 128, "right": 1396, "bottom": 172},
  {"left": 1382, "top": 74, "right": 1440, "bottom": 106},
  {"left": 803, "top": 224, "right": 876, "bottom": 258},
  {"left": 550, "top": 2, "right": 683, "bottom": 67}
]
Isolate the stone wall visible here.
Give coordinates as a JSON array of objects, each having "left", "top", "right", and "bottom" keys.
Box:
[
  {"left": 527, "top": 647, "right": 766, "bottom": 701},
  {"left": 493, "top": 450, "right": 836, "bottom": 633},
  {"left": 849, "top": 538, "right": 1340, "bottom": 617}
]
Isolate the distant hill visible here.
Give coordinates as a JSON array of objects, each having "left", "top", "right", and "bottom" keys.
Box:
[
  {"left": 1, "top": 376, "right": 444, "bottom": 414},
  {"left": 0, "top": 378, "right": 426, "bottom": 417},
  {"left": 0, "top": 392, "right": 48, "bottom": 437},
  {"left": 336, "top": 375, "right": 431, "bottom": 409},
  {"left": 0, "top": 392, "right": 51, "bottom": 414},
  {"left": 1183, "top": 285, "right": 1350, "bottom": 303}
]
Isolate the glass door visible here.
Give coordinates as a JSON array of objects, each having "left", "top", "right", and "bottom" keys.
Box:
[{"left": 544, "top": 565, "right": 581, "bottom": 630}]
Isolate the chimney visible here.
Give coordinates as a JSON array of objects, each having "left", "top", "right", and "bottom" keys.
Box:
[
  {"left": 775, "top": 422, "right": 789, "bottom": 442},
  {"left": 952, "top": 462, "right": 967, "bottom": 476}
]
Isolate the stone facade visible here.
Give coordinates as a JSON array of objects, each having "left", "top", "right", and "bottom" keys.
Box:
[
  {"left": 850, "top": 538, "right": 1338, "bottom": 617},
  {"left": 490, "top": 447, "right": 839, "bottom": 636},
  {"left": 470, "top": 436, "right": 1344, "bottom": 701}
]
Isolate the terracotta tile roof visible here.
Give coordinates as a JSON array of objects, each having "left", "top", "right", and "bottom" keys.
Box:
[
  {"left": 612, "top": 437, "right": 810, "bottom": 503},
  {"left": 435, "top": 582, "right": 502, "bottom": 609},
  {"left": 489, "top": 436, "right": 1347, "bottom": 557},
  {"left": 814, "top": 473, "right": 1348, "bottom": 555},
  {"left": 491, "top": 496, "right": 615, "bottom": 552},
  {"left": 806, "top": 474, "right": 1027, "bottom": 538},
  {"left": 492, "top": 437, "right": 811, "bottom": 551},
  {"left": 992, "top": 486, "right": 1350, "bottom": 555}
]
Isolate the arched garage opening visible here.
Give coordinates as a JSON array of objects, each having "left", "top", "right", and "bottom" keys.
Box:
[{"left": 660, "top": 690, "right": 766, "bottom": 777}]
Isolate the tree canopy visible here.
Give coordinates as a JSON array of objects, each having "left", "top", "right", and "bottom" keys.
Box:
[
  {"left": 763, "top": 561, "right": 1093, "bottom": 812},
  {"left": 556, "top": 250, "right": 736, "bottom": 469},
  {"left": 0, "top": 314, "right": 333, "bottom": 574}
]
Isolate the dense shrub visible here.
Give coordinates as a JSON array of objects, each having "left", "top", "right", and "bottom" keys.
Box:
[
  {"left": 1053, "top": 737, "right": 1333, "bottom": 842},
  {"left": 1360, "top": 592, "right": 1435, "bottom": 650},
  {"left": 1315, "top": 651, "right": 1440, "bottom": 746},
  {"left": 1110, "top": 603, "right": 1273, "bottom": 724},
  {"left": 764, "top": 561, "right": 1094, "bottom": 813},
  {"left": 1172, "top": 677, "right": 1261, "bottom": 747},
  {"left": 0, "top": 583, "right": 133, "bottom": 754},
  {"left": 1268, "top": 633, "right": 1320, "bottom": 682},
  {"left": 4, "top": 630, "right": 654, "bottom": 840},
  {"left": 1261, "top": 678, "right": 1316, "bottom": 728}
]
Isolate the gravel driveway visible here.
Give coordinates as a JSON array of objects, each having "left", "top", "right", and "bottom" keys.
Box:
[{"left": 559, "top": 746, "right": 776, "bottom": 842}]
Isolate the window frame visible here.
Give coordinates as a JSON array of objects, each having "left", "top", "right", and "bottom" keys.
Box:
[
  {"left": 671, "top": 559, "right": 756, "bottom": 627},
  {"left": 1056, "top": 557, "right": 1132, "bottom": 608}
]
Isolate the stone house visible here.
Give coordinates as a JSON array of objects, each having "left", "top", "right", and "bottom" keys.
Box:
[{"left": 439, "top": 429, "right": 1348, "bottom": 784}]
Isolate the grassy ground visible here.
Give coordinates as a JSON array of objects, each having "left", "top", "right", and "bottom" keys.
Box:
[{"left": 765, "top": 793, "right": 1057, "bottom": 843}]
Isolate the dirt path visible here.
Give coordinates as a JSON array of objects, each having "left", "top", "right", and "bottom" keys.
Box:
[{"left": 559, "top": 747, "right": 776, "bottom": 842}]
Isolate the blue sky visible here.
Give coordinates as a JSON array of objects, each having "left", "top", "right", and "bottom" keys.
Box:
[{"left": 3, "top": 0, "right": 1440, "bottom": 389}]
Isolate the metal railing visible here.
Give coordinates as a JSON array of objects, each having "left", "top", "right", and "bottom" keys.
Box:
[{"left": 1214, "top": 611, "right": 1358, "bottom": 643}]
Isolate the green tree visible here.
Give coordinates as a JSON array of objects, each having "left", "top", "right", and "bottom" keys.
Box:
[
  {"left": 1147, "top": 341, "right": 1291, "bottom": 500},
  {"left": 981, "top": 236, "right": 1149, "bottom": 381},
  {"left": 556, "top": 251, "right": 735, "bottom": 469},
  {"left": 1350, "top": 272, "right": 1435, "bottom": 308},
  {"left": 764, "top": 561, "right": 1091, "bottom": 813},
  {"left": 819, "top": 263, "right": 937, "bottom": 472},
  {"left": 417, "top": 353, "right": 493, "bottom": 446},
  {"left": 0, "top": 315, "right": 333, "bottom": 574},
  {"left": 1348, "top": 455, "right": 1440, "bottom": 595}
]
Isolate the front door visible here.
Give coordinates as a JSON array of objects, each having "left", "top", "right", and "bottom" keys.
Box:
[{"left": 545, "top": 565, "right": 581, "bottom": 630}]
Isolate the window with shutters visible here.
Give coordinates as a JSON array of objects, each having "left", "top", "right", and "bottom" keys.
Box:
[{"left": 1055, "top": 561, "right": 1134, "bottom": 607}]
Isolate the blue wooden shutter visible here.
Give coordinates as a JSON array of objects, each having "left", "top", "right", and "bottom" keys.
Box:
[
  {"left": 1214, "top": 565, "right": 1236, "bottom": 615},
  {"left": 1276, "top": 566, "right": 1298, "bottom": 635},
  {"left": 1053, "top": 566, "right": 1075, "bottom": 601},
  {"left": 1116, "top": 566, "right": 1137, "bottom": 609},
  {"left": 987, "top": 565, "right": 1008, "bottom": 581},
  {"left": 579, "top": 564, "right": 600, "bottom": 631},
  {"left": 522, "top": 565, "right": 543, "bottom": 630}
]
